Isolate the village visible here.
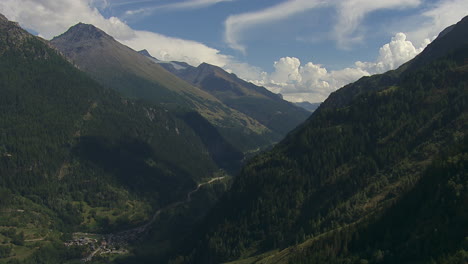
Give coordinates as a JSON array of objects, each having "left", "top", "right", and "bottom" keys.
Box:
[{"left": 64, "top": 233, "right": 129, "bottom": 261}]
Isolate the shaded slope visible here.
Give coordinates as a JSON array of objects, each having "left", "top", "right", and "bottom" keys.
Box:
[
  {"left": 0, "top": 14, "right": 224, "bottom": 256},
  {"left": 177, "top": 18, "right": 468, "bottom": 264}
]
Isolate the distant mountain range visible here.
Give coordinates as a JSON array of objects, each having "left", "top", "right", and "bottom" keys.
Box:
[
  {"left": 145, "top": 51, "right": 322, "bottom": 114},
  {"left": 51, "top": 24, "right": 310, "bottom": 155},
  {"left": 294, "top": 101, "right": 321, "bottom": 112},
  {"left": 139, "top": 51, "right": 311, "bottom": 136}
]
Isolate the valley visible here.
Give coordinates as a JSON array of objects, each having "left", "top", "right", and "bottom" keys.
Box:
[
  {"left": 0, "top": 5, "right": 467, "bottom": 264},
  {"left": 64, "top": 175, "right": 226, "bottom": 262}
]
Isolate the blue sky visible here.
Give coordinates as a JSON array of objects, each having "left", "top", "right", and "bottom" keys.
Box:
[
  {"left": 107, "top": 0, "right": 426, "bottom": 70},
  {"left": 0, "top": 0, "right": 467, "bottom": 102}
]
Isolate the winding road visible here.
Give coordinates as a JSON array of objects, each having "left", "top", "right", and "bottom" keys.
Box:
[{"left": 83, "top": 176, "right": 226, "bottom": 262}]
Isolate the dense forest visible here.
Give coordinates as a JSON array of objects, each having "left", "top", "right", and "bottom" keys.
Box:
[
  {"left": 164, "top": 17, "right": 468, "bottom": 264},
  {"left": 0, "top": 14, "right": 230, "bottom": 263}
]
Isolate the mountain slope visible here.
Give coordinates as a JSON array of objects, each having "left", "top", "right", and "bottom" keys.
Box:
[
  {"left": 321, "top": 16, "right": 468, "bottom": 111},
  {"left": 50, "top": 24, "right": 275, "bottom": 153},
  {"left": 174, "top": 17, "right": 468, "bottom": 264},
  {"left": 146, "top": 55, "right": 310, "bottom": 136},
  {"left": 0, "top": 14, "right": 232, "bottom": 263}
]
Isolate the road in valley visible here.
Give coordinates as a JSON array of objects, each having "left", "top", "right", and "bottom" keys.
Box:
[{"left": 82, "top": 176, "right": 226, "bottom": 262}]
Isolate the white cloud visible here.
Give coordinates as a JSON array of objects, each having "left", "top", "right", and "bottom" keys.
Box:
[
  {"left": 121, "top": 31, "right": 231, "bottom": 66},
  {"left": 225, "top": 0, "right": 325, "bottom": 53},
  {"left": 0, "top": 0, "right": 134, "bottom": 40},
  {"left": 223, "top": 62, "right": 264, "bottom": 82},
  {"left": 155, "top": 0, "right": 235, "bottom": 10},
  {"left": 0, "top": 0, "right": 463, "bottom": 105},
  {"left": 0, "top": 0, "right": 232, "bottom": 67},
  {"left": 356, "top": 32, "right": 429, "bottom": 74},
  {"left": 242, "top": 32, "right": 427, "bottom": 103},
  {"left": 224, "top": 0, "right": 421, "bottom": 52},
  {"left": 333, "top": 0, "right": 421, "bottom": 48},
  {"left": 124, "top": 0, "right": 235, "bottom": 17},
  {"left": 406, "top": 0, "right": 468, "bottom": 47}
]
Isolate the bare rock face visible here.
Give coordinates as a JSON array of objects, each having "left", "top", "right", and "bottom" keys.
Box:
[{"left": 0, "top": 13, "right": 37, "bottom": 55}]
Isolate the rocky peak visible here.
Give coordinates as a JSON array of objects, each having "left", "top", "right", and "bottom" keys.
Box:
[
  {"left": 53, "top": 23, "right": 112, "bottom": 44},
  {"left": 0, "top": 13, "right": 8, "bottom": 22},
  {"left": 0, "top": 13, "right": 35, "bottom": 50},
  {"left": 138, "top": 49, "right": 153, "bottom": 58}
]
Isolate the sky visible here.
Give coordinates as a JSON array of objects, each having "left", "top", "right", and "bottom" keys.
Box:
[{"left": 0, "top": 0, "right": 467, "bottom": 103}]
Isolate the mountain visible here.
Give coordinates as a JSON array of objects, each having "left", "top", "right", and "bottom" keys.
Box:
[
  {"left": 294, "top": 101, "right": 321, "bottom": 112},
  {"left": 321, "top": 16, "right": 468, "bottom": 111},
  {"left": 143, "top": 55, "right": 311, "bottom": 136},
  {"left": 0, "top": 14, "right": 234, "bottom": 263},
  {"left": 50, "top": 23, "right": 277, "bottom": 154},
  {"left": 167, "top": 16, "right": 468, "bottom": 264}
]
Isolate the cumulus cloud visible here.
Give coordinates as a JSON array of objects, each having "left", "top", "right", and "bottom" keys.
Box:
[
  {"left": 0, "top": 0, "right": 231, "bottom": 67},
  {"left": 243, "top": 32, "right": 427, "bottom": 103},
  {"left": 356, "top": 32, "right": 429, "bottom": 74}
]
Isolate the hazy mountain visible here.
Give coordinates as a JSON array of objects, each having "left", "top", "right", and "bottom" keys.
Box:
[
  {"left": 140, "top": 55, "right": 311, "bottom": 136},
  {"left": 294, "top": 101, "right": 321, "bottom": 112},
  {"left": 51, "top": 23, "right": 275, "bottom": 154},
  {"left": 168, "top": 16, "right": 468, "bottom": 264}
]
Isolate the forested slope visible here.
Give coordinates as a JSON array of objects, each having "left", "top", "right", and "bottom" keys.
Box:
[
  {"left": 0, "top": 14, "right": 226, "bottom": 263},
  {"left": 173, "top": 16, "right": 468, "bottom": 264}
]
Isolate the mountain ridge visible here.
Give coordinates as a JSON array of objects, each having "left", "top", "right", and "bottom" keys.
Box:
[
  {"left": 51, "top": 23, "right": 278, "bottom": 154},
  {"left": 140, "top": 52, "right": 311, "bottom": 136}
]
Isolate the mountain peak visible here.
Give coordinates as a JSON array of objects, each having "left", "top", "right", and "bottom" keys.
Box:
[
  {"left": 0, "top": 13, "right": 36, "bottom": 47},
  {"left": 197, "top": 62, "right": 221, "bottom": 75},
  {"left": 138, "top": 49, "right": 152, "bottom": 57},
  {"left": 55, "top": 22, "right": 112, "bottom": 42},
  {"left": 407, "top": 15, "right": 468, "bottom": 70},
  {"left": 0, "top": 13, "right": 7, "bottom": 22}
]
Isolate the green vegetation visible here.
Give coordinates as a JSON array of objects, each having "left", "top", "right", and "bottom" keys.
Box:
[
  {"left": 1, "top": 12, "right": 467, "bottom": 264},
  {"left": 170, "top": 21, "right": 468, "bottom": 264},
  {"left": 0, "top": 16, "right": 234, "bottom": 263}
]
